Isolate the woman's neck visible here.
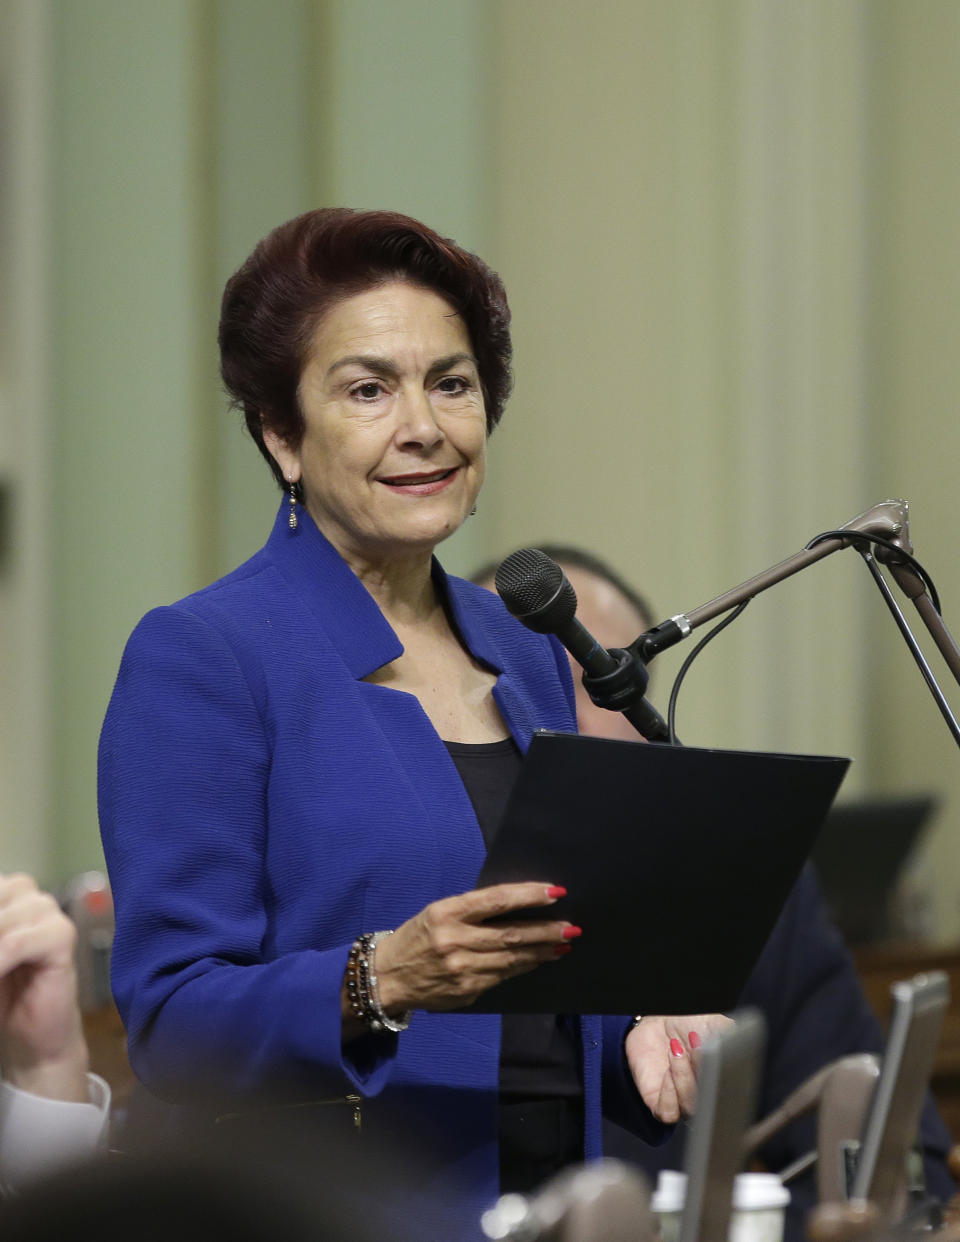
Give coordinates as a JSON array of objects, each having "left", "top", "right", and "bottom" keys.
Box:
[
  {"left": 331, "top": 543, "right": 438, "bottom": 627},
  {"left": 357, "top": 562, "right": 439, "bottom": 628},
  {"left": 305, "top": 508, "right": 447, "bottom": 624}
]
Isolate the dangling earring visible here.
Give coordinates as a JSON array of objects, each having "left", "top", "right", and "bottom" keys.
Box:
[
  {"left": 287, "top": 478, "right": 299, "bottom": 531},
  {"left": 470, "top": 504, "right": 478, "bottom": 517}
]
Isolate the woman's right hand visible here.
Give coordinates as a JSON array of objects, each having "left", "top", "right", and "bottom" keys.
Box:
[{"left": 371, "top": 882, "right": 577, "bottom": 1014}]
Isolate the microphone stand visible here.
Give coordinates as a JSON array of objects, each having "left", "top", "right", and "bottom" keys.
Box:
[{"left": 628, "top": 499, "right": 960, "bottom": 751}]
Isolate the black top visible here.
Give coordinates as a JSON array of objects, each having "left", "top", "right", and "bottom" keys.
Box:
[{"left": 444, "top": 737, "right": 583, "bottom": 1192}]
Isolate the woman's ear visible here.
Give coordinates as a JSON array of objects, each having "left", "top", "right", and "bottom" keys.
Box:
[{"left": 261, "top": 418, "right": 301, "bottom": 484}]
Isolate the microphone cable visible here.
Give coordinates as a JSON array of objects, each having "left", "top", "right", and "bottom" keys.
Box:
[
  {"left": 665, "top": 601, "right": 750, "bottom": 745},
  {"left": 805, "top": 529, "right": 942, "bottom": 614}
]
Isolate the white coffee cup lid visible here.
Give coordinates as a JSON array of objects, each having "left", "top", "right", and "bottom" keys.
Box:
[
  {"left": 651, "top": 1170, "right": 686, "bottom": 1213},
  {"left": 651, "top": 1170, "right": 789, "bottom": 1213},
  {"left": 732, "top": 1173, "right": 790, "bottom": 1209}
]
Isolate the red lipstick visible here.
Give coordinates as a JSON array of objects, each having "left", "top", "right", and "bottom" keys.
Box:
[{"left": 377, "top": 467, "right": 459, "bottom": 496}]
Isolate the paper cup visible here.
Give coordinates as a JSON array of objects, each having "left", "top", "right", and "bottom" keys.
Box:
[{"left": 651, "top": 1171, "right": 790, "bottom": 1242}]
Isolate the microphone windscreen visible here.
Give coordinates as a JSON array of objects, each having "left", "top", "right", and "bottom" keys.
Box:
[{"left": 494, "top": 548, "right": 577, "bottom": 633}]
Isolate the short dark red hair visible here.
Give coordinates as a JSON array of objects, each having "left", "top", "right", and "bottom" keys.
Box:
[{"left": 219, "top": 208, "right": 513, "bottom": 490}]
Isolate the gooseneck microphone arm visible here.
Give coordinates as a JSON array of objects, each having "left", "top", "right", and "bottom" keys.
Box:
[
  {"left": 633, "top": 500, "right": 914, "bottom": 659},
  {"left": 631, "top": 499, "right": 960, "bottom": 750}
]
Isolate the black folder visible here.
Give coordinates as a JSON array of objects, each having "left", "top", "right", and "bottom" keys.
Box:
[{"left": 473, "top": 731, "right": 849, "bottom": 1014}]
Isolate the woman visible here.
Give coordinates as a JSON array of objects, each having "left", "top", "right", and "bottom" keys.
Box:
[{"left": 98, "top": 209, "right": 727, "bottom": 1238}]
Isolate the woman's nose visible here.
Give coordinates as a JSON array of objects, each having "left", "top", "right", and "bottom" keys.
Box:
[{"left": 396, "top": 390, "right": 445, "bottom": 448}]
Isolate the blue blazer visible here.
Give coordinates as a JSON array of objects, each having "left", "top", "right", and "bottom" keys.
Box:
[{"left": 99, "top": 504, "right": 661, "bottom": 1239}]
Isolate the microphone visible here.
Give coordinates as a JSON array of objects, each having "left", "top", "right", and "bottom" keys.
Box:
[
  {"left": 480, "top": 1159, "right": 656, "bottom": 1241},
  {"left": 494, "top": 549, "right": 671, "bottom": 742}
]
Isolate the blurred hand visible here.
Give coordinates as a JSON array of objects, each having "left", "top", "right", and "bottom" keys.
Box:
[
  {"left": 625, "top": 1013, "right": 735, "bottom": 1123},
  {"left": 0, "top": 873, "right": 88, "bottom": 1101},
  {"left": 374, "top": 882, "right": 577, "bottom": 1012}
]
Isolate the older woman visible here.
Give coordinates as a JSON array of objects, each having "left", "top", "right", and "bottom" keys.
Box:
[{"left": 98, "top": 209, "right": 726, "bottom": 1238}]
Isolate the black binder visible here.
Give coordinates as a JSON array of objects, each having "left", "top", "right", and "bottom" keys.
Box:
[{"left": 473, "top": 731, "right": 849, "bottom": 1014}]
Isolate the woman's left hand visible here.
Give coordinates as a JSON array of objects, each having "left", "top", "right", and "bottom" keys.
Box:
[{"left": 625, "top": 1013, "right": 734, "bottom": 1124}]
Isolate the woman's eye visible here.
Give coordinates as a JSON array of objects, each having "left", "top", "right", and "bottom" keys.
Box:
[
  {"left": 436, "top": 376, "right": 469, "bottom": 395},
  {"left": 351, "top": 381, "right": 384, "bottom": 401}
]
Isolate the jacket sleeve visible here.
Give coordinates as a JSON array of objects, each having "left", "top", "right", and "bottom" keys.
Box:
[
  {"left": 0, "top": 1074, "right": 110, "bottom": 1193},
  {"left": 600, "top": 1014, "right": 673, "bottom": 1145},
  {"left": 98, "top": 605, "right": 398, "bottom": 1105}
]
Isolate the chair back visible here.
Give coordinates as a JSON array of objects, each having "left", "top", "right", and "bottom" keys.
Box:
[
  {"left": 850, "top": 970, "right": 950, "bottom": 1218},
  {"left": 679, "top": 1009, "right": 766, "bottom": 1242}
]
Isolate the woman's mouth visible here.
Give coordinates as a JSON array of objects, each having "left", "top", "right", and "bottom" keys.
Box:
[{"left": 377, "top": 467, "right": 459, "bottom": 496}]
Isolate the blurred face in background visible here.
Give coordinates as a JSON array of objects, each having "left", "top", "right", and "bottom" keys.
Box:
[
  {"left": 558, "top": 564, "right": 652, "bottom": 742},
  {"left": 477, "top": 561, "right": 652, "bottom": 741}
]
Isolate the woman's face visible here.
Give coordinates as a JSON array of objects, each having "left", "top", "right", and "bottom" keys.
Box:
[{"left": 265, "top": 281, "right": 487, "bottom": 567}]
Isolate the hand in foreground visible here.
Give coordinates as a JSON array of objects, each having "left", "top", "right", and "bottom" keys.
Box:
[
  {"left": 625, "top": 1013, "right": 734, "bottom": 1124},
  {"left": 371, "top": 882, "right": 577, "bottom": 1014},
  {"left": 0, "top": 873, "right": 89, "bottom": 1101}
]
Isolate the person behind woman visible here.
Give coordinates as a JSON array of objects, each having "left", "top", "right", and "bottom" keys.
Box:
[
  {"left": 98, "top": 209, "right": 728, "bottom": 1238},
  {"left": 0, "top": 873, "right": 109, "bottom": 1192},
  {"left": 474, "top": 547, "right": 956, "bottom": 1233},
  {"left": 471, "top": 545, "right": 656, "bottom": 744}
]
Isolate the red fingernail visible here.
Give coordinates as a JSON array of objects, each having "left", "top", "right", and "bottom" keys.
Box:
[
  {"left": 547, "top": 886, "right": 567, "bottom": 899},
  {"left": 562, "top": 925, "right": 582, "bottom": 940},
  {"left": 688, "top": 1031, "right": 701, "bottom": 1049},
  {"left": 670, "top": 1038, "right": 685, "bottom": 1057},
  {"left": 554, "top": 944, "right": 572, "bottom": 957}
]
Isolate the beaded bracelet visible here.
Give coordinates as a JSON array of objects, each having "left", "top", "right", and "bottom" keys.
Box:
[
  {"left": 345, "top": 931, "right": 412, "bottom": 1035},
  {"left": 367, "top": 931, "right": 412, "bottom": 1034},
  {"left": 345, "top": 933, "right": 376, "bottom": 1027}
]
